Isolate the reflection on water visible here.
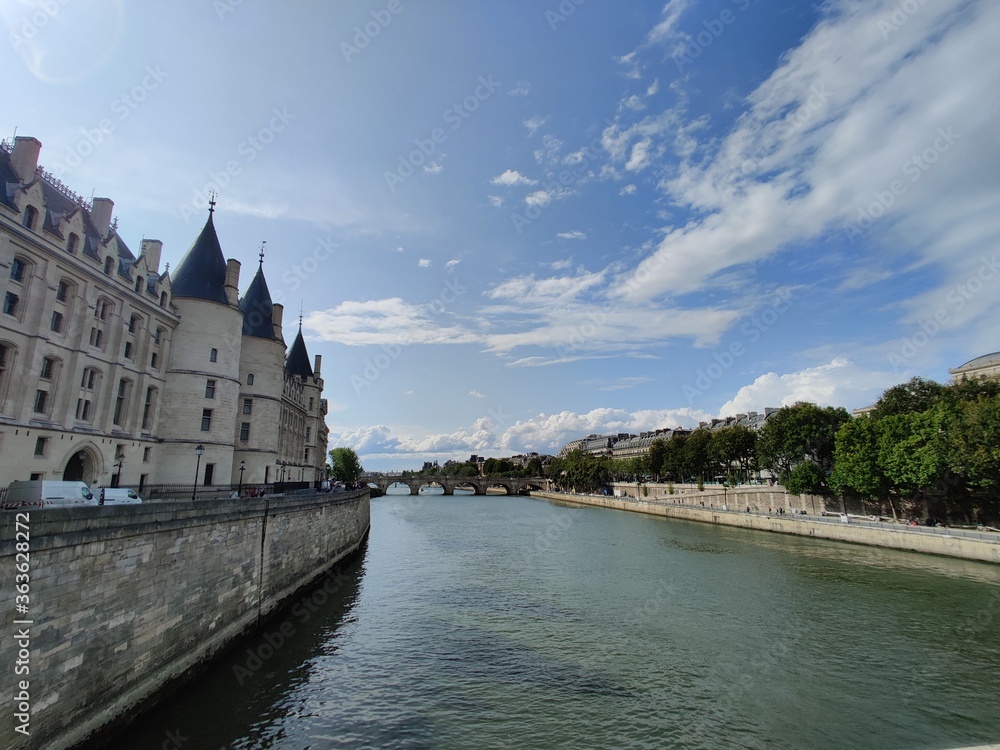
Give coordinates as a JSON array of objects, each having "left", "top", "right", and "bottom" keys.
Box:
[{"left": 108, "top": 495, "right": 1000, "bottom": 750}]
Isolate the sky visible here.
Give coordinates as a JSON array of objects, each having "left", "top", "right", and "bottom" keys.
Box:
[{"left": 3, "top": 0, "right": 999, "bottom": 471}]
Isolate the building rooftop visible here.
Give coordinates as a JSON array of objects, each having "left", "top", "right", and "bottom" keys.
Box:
[{"left": 170, "top": 207, "right": 230, "bottom": 304}]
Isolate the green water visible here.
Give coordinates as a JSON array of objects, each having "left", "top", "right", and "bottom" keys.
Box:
[{"left": 107, "top": 494, "right": 1000, "bottom": 749}]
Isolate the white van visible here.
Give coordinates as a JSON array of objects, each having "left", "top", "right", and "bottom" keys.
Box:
[
  {"left": 5, "top": 480, "right": 96, "bottom": 508},
  {"left": 95, "top": 488, "right": 143, "bottom": 505}
]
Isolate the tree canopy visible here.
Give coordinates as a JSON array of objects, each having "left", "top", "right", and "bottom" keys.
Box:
[{"left": 329, "top": 447, "right": 363, "bottom": 483}]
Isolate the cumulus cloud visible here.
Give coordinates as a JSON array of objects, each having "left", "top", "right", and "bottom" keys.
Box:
[
  {"left": 418, "top": 258, "right": 431, "bottom": 268},
  {"left": 491, "top": 169, "right": 537, "bottom": 187},
  {"left": 717, "top": 358, "right": 894, "bottom": 416}
]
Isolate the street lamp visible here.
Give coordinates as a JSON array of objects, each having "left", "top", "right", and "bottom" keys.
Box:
[
  {"left": 113, "top": 460, "right": 123, "bottom": 488},
  {"left": 238, "top": 460, "right": 246, "bottom": 495},
  {"left": 192, "top": 444, "right": 205, "bottom": 501}
]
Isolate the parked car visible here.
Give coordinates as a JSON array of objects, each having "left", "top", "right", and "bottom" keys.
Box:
[
  {"left": 96, "top": 487, "right": 143, "bottom": 505},
  {"left": 4, "top": 480, "right": 96, "bottom": 508}
]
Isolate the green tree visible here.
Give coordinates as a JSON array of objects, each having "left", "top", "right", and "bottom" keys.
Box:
[
  {"left": 329, "top": 447, "right": 363, "bottom": 483},
  {"left": 783, "top": 461, "right": 828, "bottom": 495},
  {"left": 709, "top": 425, "right": 757, "bottom": 483},
  {"left": 648, "top": 439, "right": 667, "bottom": 481},
  {"left": 682, "top": 429, "right": 714, "bottom": 482},
  {"left": 759, "top": 402, "right": 850, "bottom": 480},
  {"left": 830, "top": 416, "right": 889, "bottom": 501},
  {"left": 871, "top": 376, "right": 945, "bottom": 418}
]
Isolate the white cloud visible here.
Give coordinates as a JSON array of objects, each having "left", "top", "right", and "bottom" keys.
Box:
[
  {"left": 620, "top": 184, "right": 637, "bottom": 196},
  {"left": 524, "top": 115, "right": 550, "bottom": 135},
  {"left": 508, "top": 81, "right": 531, "bottom": 96},
  {"left": 468, "top": 390, "right": 486, "bottom": 399},
  {"left": 614, "top": 0, "right": 1000, "bottom": 329},
  {"left": 717, "top": 358, "right": 894, "bottom": 416},
  {"left": 491, "top": 169, "right": 537, "bottom": 187},
  {"left": 304, "top": 298, "right": 478, "bottom": 346},
  {"left": 418, "top": 258, "right": 431, "bottom": 268},
  {"left": 445, "top": 259, "right": 461, "bottom": 269},
  {"left": 487, "top": 195, "right": 504, "bottom": 208},
  {"left": 556, "top": 230, "right": 587, "bottom": 240},
  {"left": 525, "top": 187, "right": 572, "bottom": 207},
  {"left": 424, "top": 160, "right": 444, "bottom": 174}
]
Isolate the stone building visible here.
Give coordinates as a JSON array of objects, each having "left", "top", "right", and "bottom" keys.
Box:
[
  {"left": 949, "top": 352, "right": 1000, "bottom": 383},
  {"left": 0, "top": 135, "right": 328, "bottom": 491}
]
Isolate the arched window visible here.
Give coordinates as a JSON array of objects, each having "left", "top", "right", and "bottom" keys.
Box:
[
  {"left": 103, "top": 256, "right": 115, "bottom": 276},
  {"left": 134, "top": 275, "right": 145, "bottom": 293},
  {"left": 95, "top": 298, "right": 113, "bottom": 321},
  {"left": 128, "top": 314, "right": 142, "bottom": 334},
  {"left": 67, "top": 233, "right": 79, "bottom": 254},
  {"left": 159, "top": 291, "right": 168, "bottom": 308},
  {"left": 22, "top": 205, "right": 38, "bottom": 230},
  {"left": 113, "top": 378, "right": 132, "bottom": 426}
]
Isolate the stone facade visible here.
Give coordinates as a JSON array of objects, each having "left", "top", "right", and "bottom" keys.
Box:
[
  {"left": 0, "top": 136, "right": 329, "bottom": 491},
  {"left": 0, "top": 491, "right": 370, "bottom": 750},
  {"left": 949, "top": 351, "right": 1000, "bottom": 383}
]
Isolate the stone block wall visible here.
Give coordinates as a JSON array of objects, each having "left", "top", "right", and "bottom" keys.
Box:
[{"left": 0, "top": 490, "right": 369, "bottom": 750}]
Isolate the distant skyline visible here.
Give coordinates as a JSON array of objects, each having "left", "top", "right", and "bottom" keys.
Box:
[{"left": 4, "top": 0, "right": 998, "bottom": 470}]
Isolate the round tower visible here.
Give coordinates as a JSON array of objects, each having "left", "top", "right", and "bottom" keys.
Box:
[
  {"left": 155, "top": 205, "right": 244, "bottom": 491},
  {"left": 234, "top": 248, "right": 285, "bottom": 486}
]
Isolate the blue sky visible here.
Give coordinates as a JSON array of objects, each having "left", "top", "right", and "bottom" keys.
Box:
[{"left": 4, "top": 0, "right": 998, "bottom": 470}]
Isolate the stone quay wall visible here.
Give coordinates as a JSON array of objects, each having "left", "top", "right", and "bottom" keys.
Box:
[
  {"left": 0, "top": 490, "right": 370, "bottom": 750},
  {"left": 534, "top": 492, "right": 1000, "bottom": 565},
  {"left": 610, "top": 482, "right": 828, "bottom": 515}
]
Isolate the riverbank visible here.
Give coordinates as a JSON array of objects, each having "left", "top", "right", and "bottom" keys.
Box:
[
  {"left": 531, "top": 491, "right": 1000, "bottom": 564},
  {"left": 0, "top": 490, "right": 370, "bottom": 750}
]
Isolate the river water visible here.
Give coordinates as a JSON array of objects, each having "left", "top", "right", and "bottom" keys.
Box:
[{"left": 107, "top": 493, "right": 1000, "bottom": 749}]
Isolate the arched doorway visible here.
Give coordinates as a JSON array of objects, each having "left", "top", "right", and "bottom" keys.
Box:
[{"left": 62, "top": 447, "right": 97, "bottom": 483}]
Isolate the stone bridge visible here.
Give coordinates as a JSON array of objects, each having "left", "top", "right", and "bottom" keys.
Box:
[{"left": 360, "top": 474, "right": 551, "bottom": 497}]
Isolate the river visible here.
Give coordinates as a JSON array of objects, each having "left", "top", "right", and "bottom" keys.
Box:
[{"left": 106, "top": 492, "right": 1000, "bottom": 749}]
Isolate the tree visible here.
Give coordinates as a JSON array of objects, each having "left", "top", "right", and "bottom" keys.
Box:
[
  {"left": 709, "top": 425, "right": 757, "bottom": 483},
  {"left": 871, "top": 376, "right": 945, "bottom": 418},
  {"left": 830, "top": 416, "right": 889, "bottom": 501},
  {"left": 758, "top": 402, "right": 850, "bottom": 480},
  {"left": 648, "top": 439, "right": 667, "bottom": 481},
  {"left": 783, "top": 461, "right": 828, "bottom": 495},
  {"left": 682, "top": 429, "right": 714, "bottom": 482},
  {"left": 329, "top": 447, "right": 363, "bottom": 483}
]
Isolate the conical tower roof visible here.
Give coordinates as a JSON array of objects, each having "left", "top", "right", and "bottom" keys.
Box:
[
  {"left": 171, "top": 207, "right": 229, "bottom": 304},
  {"left": 239, "top": 251, "right": 277, "bottom": 339},
  {"left": 286, "top": 324, "right": 314, "bottom": 379}
]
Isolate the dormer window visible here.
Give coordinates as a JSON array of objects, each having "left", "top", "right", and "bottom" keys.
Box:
[
  {"left": 104, "top": 256, "right": 115, "bottom": 276},
  {"left": 23, "top": 205, "right": 38, "bottom": 231},
  {"left": 67, "top": 233, "right": 79, "bottom": 255},
  {"left": 159, "top": 291, "right": 168, "bottom": 308}
]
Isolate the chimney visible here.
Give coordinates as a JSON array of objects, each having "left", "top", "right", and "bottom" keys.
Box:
[
  {"left": 272, "top": 303, "right": 284, "bottom": 339},
  {"left": 90, "top": 197, "right": 114, "bottom": 237},
  {"left": 314, "top": 355, "right": 322, "bottom": 376},
  {"left": 10, "top": 136, "right": 41, "bottom": 183},
  {"left": 224, "top": 259, "right": 241, "bottom": 306},
  {"left": 140, "top": 239, "right": 162, "bottom": 275}
]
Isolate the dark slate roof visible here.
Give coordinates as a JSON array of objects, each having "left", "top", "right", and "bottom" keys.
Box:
[
  {"left": 285, "top": 327, "right": 314, "bottom": 379},
  {"left": 170, "top": 210, "right": 230, "bottom": 304},
  {"left": 239, "top": 262, "right": 278, "bottom": 339}
]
